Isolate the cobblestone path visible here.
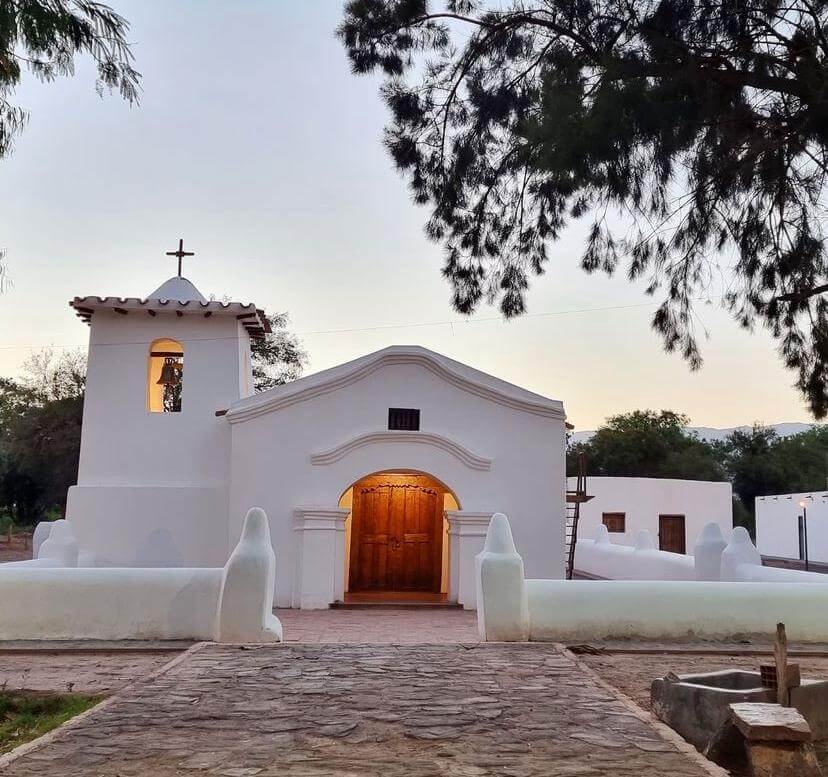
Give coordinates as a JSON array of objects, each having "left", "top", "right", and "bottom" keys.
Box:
[{"left": 4, "top": 643, "right": 717, "bottom": 777}]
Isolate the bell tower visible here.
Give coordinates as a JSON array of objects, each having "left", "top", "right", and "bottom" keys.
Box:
[{"left": 65, "top": 243, "right": 270, "bottom": 567}]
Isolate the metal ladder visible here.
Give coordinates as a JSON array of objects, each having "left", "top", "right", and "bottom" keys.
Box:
[{"left": 565, "top": 453, "right": 590, "bottom": 580}]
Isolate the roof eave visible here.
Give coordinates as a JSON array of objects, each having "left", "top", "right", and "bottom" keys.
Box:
[{"left": 69, "top": 297, "right": 269, "bottom": 335}]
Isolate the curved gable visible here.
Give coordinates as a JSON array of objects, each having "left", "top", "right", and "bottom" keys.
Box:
[{"left": 225, "top": 345, "right": 565, "bottom": 424}]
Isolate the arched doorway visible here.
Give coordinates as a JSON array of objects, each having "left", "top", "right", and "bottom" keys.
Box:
[{"left": 343, "top": 472, "right": 458, "bottom": 600}]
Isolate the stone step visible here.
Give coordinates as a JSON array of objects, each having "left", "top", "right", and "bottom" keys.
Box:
[{"left": 330, "top": 601, "right": 464, "bottom": 610}]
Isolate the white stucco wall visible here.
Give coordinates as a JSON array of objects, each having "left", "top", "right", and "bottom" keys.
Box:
[
  {"left": 733, "top": 562, "right": 828, "bottom": 582},
  {"left": 572, "top": 477, "right": 732, "bottom": 553},
  {"left": 67, "top": 308, "right": 252, "bottom": 566},
  {"left": 476, "top": 513, "right": 828, "bottom": 643},
  {"left": 574, "top": 535, "right": 696, "bottom": 580},
  {"left": 227, "top": 347, "right": 567, "bottom": 608},
  {"left": 573, "top": 522, "right": 828, "bottom": 583},
  {"left": 525, "top": 579, "right": 828, "bottom": 642},
  {"left": 0, "top": 507, "right": 281, "bottom": 642},
  {"left": 0, "top": 567, "right": 223, "bottom": 640},
  {"left": 756, "top": 491, "right": 828, "bottom": 564}
]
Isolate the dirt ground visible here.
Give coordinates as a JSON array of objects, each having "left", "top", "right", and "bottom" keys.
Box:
[
  {"left": 580, "top": 651, "right": 828, "bottom": 711},
  {"left": 0, "top": 652, "right": 179, "bottom": 695},
  {"left": 0, "top": 532, "right": 33, "bottom": 563}
]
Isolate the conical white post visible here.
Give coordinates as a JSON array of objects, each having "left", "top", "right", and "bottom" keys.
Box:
[
  {"left": 216, "top": 507, "right": 282, "bottom": 642},
  {"left": 475, "top": 513, "right": 528, "bottom": 641}
]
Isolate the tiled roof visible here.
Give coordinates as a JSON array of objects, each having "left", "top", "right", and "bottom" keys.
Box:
[{"left": 69, "top": 295, "right": 271, "bottom": 337}]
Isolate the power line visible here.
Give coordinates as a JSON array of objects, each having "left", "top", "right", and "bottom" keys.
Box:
[
  {"left": 0, "top": 296, "right": 720, "bottom": 352},
  {"left": 297, "top": 299, "right": 677, "bottom": 335}
]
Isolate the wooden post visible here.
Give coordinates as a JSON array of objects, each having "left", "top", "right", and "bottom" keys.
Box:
[{"left": 774, "top": 622, "right": 789, "bottom": 706}]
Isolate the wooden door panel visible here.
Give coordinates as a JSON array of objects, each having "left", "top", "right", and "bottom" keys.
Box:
[
  {"left": 349, "top": 474, "right": 444, "bottom": 593},
  {"left": 400, "top": 483, "right": 436, "bottom": 591},
  {"left": 659, "top": 514, "right": 686, "bottom": 554},
  {"left": 394, "top": 484, "right": 410, "bottom": 590},
  {"left": 350, "top": 483, "right": 390, "bottom": 590}
]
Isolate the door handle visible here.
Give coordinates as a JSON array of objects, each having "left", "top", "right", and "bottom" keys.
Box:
[{"left": 389, "top": 537, "right": 401, "bottom": 551}]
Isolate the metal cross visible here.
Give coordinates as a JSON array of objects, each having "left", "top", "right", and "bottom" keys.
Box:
[{"left": 166, "top": 238, "right": 194, "bottom": 277}]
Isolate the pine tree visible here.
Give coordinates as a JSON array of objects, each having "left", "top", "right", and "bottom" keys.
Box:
[{"left": 340, "top": 1, "right": 828, "bottom": 415}]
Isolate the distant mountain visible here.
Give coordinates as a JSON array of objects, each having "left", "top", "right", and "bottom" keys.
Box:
[
  {"left": 569, "top": 422, "right": 817, "bottom": 445},
  {"left": 689, "top": 423, "right": 816, "bottom": 442}
]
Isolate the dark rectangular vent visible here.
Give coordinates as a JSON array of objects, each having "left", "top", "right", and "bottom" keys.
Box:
[{"left": 388, "top": 408, "right": 420, "bottom": 431}]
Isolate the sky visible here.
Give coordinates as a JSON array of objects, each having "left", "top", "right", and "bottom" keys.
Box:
[{"left": 0, "top": 1, "right": 816, "bottom": 431}]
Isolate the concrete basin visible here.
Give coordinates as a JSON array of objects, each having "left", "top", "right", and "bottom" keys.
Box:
[{"left": 651, "top": 669, "right": 828, "bottom": 751}]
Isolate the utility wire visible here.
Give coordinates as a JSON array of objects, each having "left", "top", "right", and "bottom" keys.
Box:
[{"left": 0, "top": 296, "right": 721, "bottom": 352}]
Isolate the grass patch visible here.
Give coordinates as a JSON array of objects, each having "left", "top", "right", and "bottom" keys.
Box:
[{"left": 0, "top": 691, "right": 102, "bottom": 754}]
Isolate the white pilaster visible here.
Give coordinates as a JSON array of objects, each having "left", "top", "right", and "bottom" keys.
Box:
[
  {"left": 292, "top": 507, "right": 350, "bottom": 609},
  {"left": 446, "top": 511, "right": 493, "bottom": 610}
]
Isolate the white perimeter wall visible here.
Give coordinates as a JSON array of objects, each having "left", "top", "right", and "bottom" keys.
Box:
[
  {"left": 0, "top": 567, "right": 222, "bottom": 640},
  {"left": 0, "top": 507, "right": 282, "bottom": 642},
  {"left": 756, "top": 491, "right": 828, "bottom": 564},
  {"left": 525, "top": 579, "right": 828, "bottom": 642},
  {"left": 228, "top": 356, "right": 566, "bottom": 608},
  {"left": 572, "top": 477, "right": 733, "bottom": 551},
  {"left": 476, "top": 513, "right": 828, "bottom": 644}
]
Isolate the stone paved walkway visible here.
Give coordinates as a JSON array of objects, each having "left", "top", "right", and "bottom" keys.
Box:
[
  {"left": 276, "top": 607, "right": 480, "bottom": 643},
  {"left": 3, "top": 642, "right": 718, "bottom": 777}
]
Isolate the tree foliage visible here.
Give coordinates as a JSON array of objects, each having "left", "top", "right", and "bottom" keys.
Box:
[
  {"left": 0, "top": 0, "right": 139, "bottom": 158},
  {"left": 19, "top": 348, "right": 86, "bottom": 402},
  {"left": 567, "top": 409, "right": 724, "bottom": 481},
  {"left": 568, "top": 409, "right": 828, "bottom": 535},
  {"left": 250, "top": 312, "right": 307, "bottom": 392},
  {"left": 0, "top": 1, "right": 139, "bottom": 282},
  {"left": 0, "top": 379, "right": 41, "bottom": 524},
  {"left": 717, "top": 423, "right": 828, "bottom": 508},
  {"left": 0, "top": 350, "right": 85, "bottom": 524},
  {"left": 340, "top": 0, "right": 828, "bottom": 416}
]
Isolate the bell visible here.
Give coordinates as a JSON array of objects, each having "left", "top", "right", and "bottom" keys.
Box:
[{"left": 156, "top": 357, "right": 181, "bottom": 386}]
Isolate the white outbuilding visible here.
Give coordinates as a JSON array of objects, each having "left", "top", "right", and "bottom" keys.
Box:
[
  {"left": 66, "top": 262, "right": 568, "bottom": 608},
  {"left": 756, "top": 491, "right": 828, "bottom": 566},
  {"left": 571, "top": 476, "right": 733, "bottom": 555}
]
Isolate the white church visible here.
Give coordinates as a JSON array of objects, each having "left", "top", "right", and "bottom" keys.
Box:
[{"left": 65, "top": 249, "right": 568, "bottom": 609}]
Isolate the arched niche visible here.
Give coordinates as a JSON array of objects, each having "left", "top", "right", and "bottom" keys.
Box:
[{"left": 147, "top": 338, "right": 184, "bottom": 413}]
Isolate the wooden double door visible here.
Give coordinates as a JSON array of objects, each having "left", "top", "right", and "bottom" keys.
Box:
[{"left": 348, "top": 474, "right": 445, "bottom": 593}]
